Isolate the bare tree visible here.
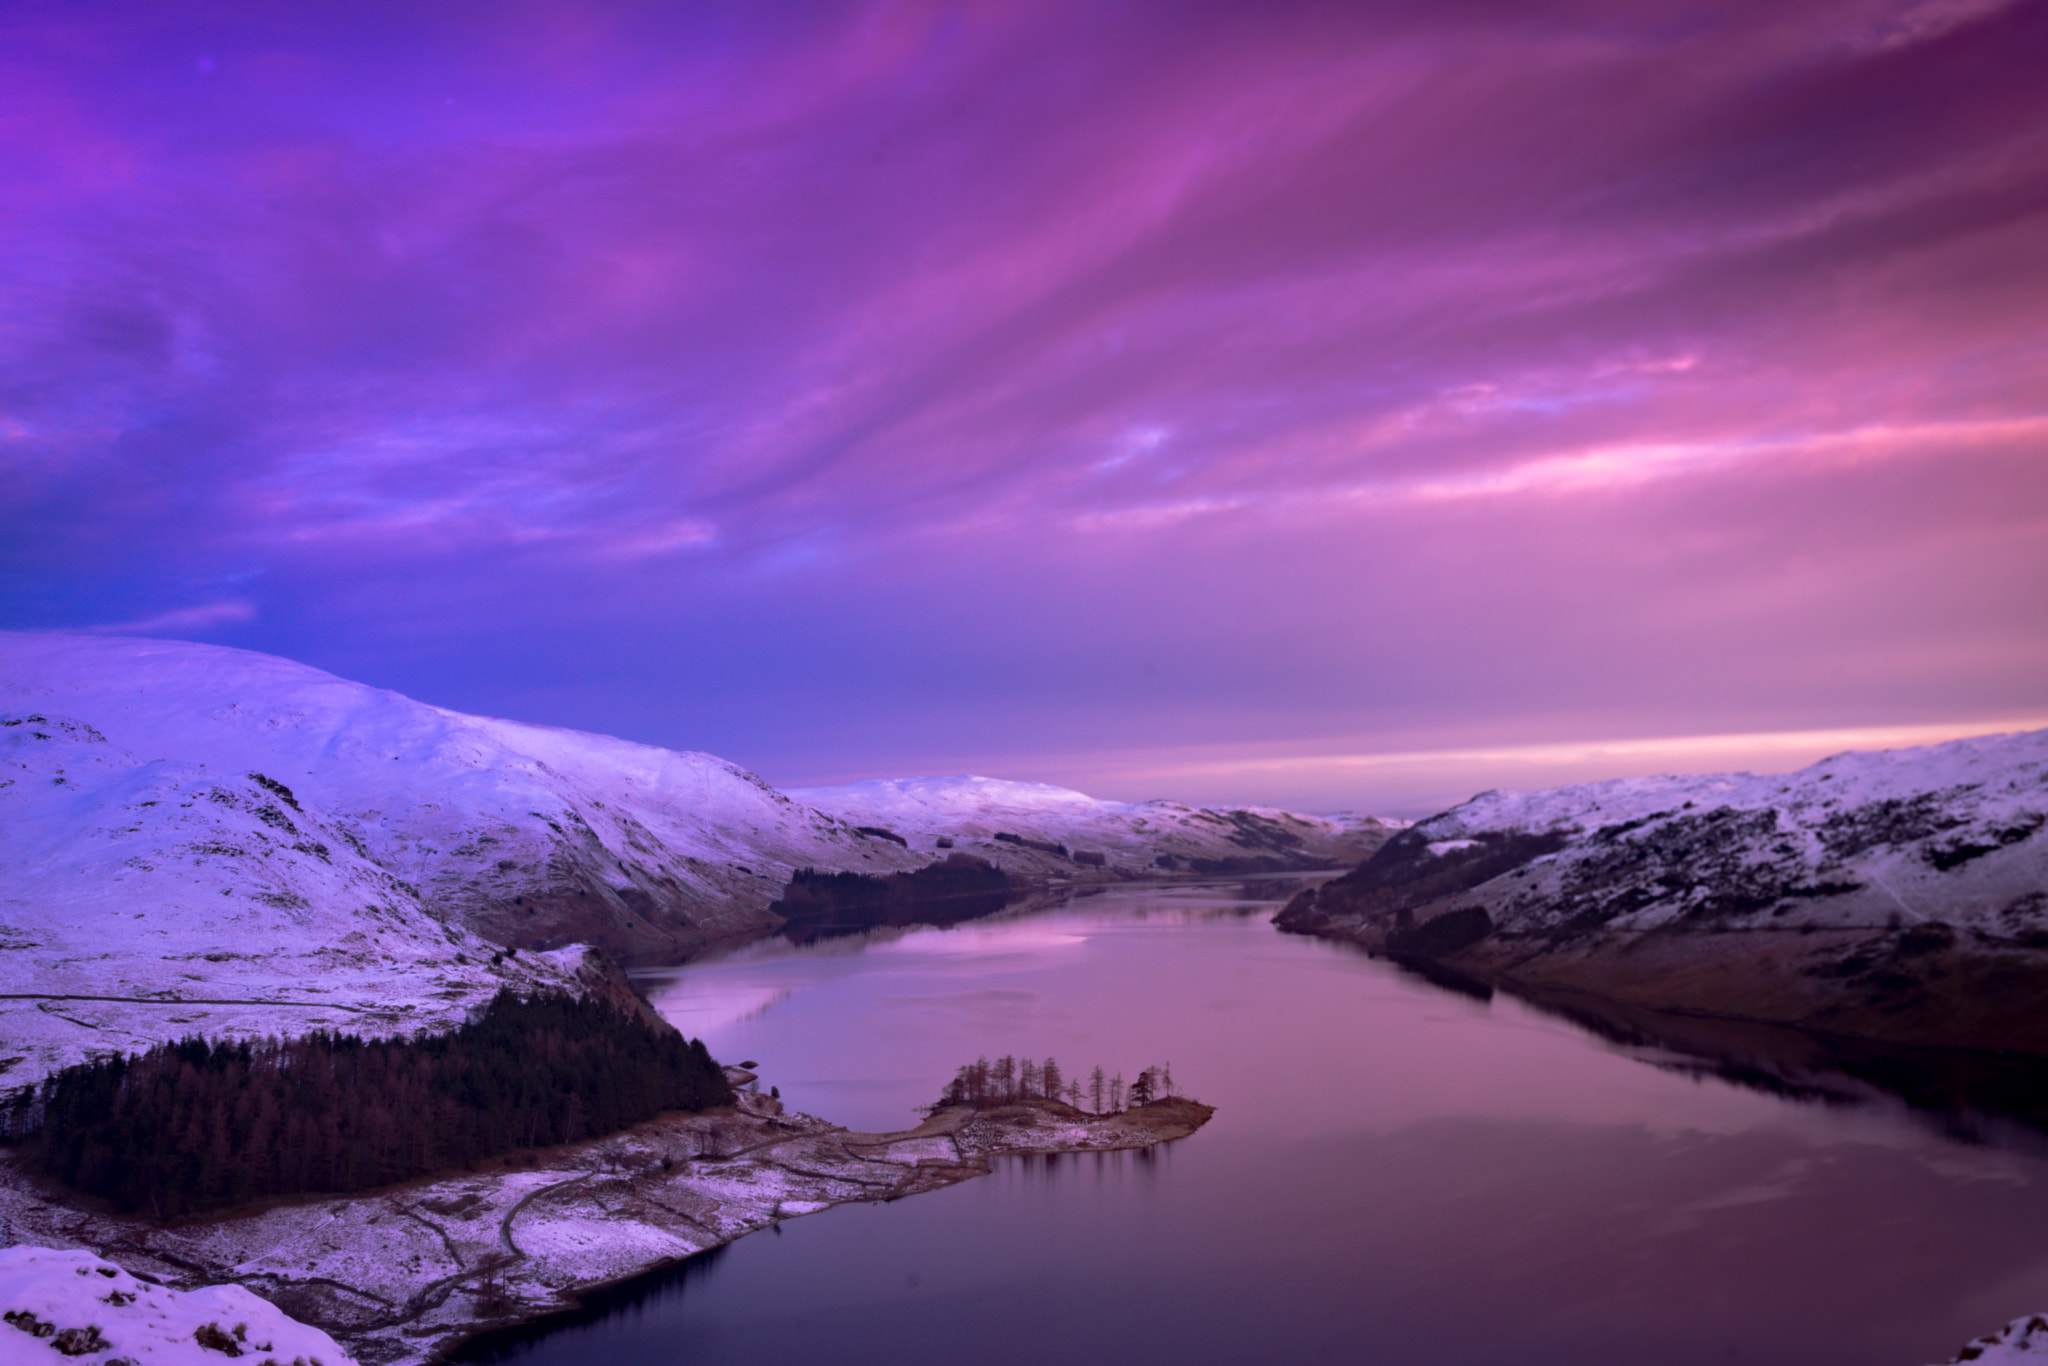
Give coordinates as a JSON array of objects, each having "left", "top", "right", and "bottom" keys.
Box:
[
  {"left": 1020, "top": 1058, "right": 1040, "bottom": 1100},
  {"left": 1089, "top": 1066, "right": 1106, "bottom": 1114},
  {"left": 470, "top": 1252, "right": 517, "bottom": 1317},
  {"left": 1108, "top": 1072, "right": 1124, "bottom": 1113}
]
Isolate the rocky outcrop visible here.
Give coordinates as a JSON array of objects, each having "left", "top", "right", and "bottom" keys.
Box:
[{"left": 1278, "top": 729, "right": 2048, "bottom": 1053}]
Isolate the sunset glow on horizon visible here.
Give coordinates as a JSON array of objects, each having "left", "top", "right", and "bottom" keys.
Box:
[{"left": 4, "top": 0, "right": 2045, "bottom": 812}]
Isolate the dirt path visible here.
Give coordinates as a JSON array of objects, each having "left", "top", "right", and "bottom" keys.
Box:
[{"left": 0, "top": 993, "right": 377, "bottom": 1012}]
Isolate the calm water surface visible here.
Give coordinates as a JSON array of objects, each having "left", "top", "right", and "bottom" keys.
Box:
[{"left": 466, "top": 882, "right": 2048, "bottom": 1366}]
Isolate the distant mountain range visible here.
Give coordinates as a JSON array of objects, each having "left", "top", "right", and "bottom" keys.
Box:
[
  {"left": 793, "top": 773, "right": 1387, "bottom": 878},
  {"left": 1279, "top": 728, "right": 2048, "bottom": 1053},
  {"left": 0, "top": 631, "right": 1391, "bottom": 1088},
  {"left": 19, "top": 627, "right": 2037, "bottom": 1076}
]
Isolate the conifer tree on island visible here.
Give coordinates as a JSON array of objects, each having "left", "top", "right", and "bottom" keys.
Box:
[{"left": 928, "top": 1055, "right": 1187, "bottom": 1115}]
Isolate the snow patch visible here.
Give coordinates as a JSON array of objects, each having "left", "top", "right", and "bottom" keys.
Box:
[
  {"left": 1934, "top": 1312, "right": 2048, "bottom": 1362},
  {"left": 0, "top": 1244, "right": 354, "bottom": 1365}
]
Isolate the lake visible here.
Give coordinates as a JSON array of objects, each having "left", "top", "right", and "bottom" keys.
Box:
[{"left": 461, "top": 880, "right": 2048, "bottom": 1366}]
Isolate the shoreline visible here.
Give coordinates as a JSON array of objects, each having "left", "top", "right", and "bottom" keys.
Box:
[
  {"left": 623, "top": 868, "right": 1341, "bottom": 969},
  {"left": 1283, "top": 916, "right": 2048, "bottom": 1055},
  {"left": 0, "top": 1079, "right": 1213, "bottom": 1366},
  {"left": 1283, "top": 919, "right": 2048, "bottom": 1145}
]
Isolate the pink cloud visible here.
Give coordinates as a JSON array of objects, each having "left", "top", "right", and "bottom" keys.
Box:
[{"left": 3, "top": 0, "right": 2045, "bottom": 806}]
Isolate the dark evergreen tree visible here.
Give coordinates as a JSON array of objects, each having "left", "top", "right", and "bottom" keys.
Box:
[
  {"left": 767, "top": 856, "right": 1012, "bottom": 941},
  {"left": 4, "top": 992, "right": 731, "bottom": 1219},
  {"left": 1128, "top": 1068, "right": 1155, "bottom": 1107}
]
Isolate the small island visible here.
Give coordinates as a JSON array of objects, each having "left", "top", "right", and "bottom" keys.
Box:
[
  {"left": 914, "top": 1054, "right": 1214, "bottom": 1152},
  {"left": 0, "top": 1055, "right": 1212, "bottom": 1366}
]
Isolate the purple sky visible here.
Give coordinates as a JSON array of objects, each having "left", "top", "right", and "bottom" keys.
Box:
[{"left": 5, "top": 0, "right": 2046, "bottom": 812}]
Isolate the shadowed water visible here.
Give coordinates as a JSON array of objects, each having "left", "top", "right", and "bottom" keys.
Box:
[{"left": 459, "top": 881, "right": 2048, "bottom": 1366}]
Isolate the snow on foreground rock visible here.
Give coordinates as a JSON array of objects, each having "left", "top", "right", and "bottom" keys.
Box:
[
  {"left": 1936, "top": 1314, "right": 2048, "bottom": 1362},
  {"left": 1278, "top": 728, "right": 2048, "bottom": 1052},
  {"left": 0, "top": 1244, "right": 354, "bottom": 1365},
  {"left": 791, "top": 773, "right": 1391, "bottom": 878}
]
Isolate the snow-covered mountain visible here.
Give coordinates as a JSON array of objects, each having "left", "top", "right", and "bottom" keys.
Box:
[
  {"left": 1, "top": 632, "right": 932, "bottom": 956},
  {"left": 790, "top": 774, "right": 1391, "bottom": 878},
  {"left": 1, "top": 632, "right": 1390, "bottom": 1088},
  {"left": 0, "top": 705, "right": 647, "bottom": 1088},
  {"left": 0, "top": 633, "right": 935, "bottom": 1088},
  {"left": 1278, "top": 729, "right": 2048, "bottom": 1052}
]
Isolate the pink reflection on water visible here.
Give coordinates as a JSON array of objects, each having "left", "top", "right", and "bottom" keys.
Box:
[{"left": 574, "top": 883, "right": 2048, "bottom": 1366}]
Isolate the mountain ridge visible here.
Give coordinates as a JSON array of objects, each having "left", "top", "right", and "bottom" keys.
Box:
[
  {"left": 1277, "top": 728, "right": 2048, "bottom": 1052},
  {"left": 791, "top": 772, "right": 1389, "bottom": 877}
]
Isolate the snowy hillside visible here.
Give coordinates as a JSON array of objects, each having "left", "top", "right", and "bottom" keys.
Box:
[
  {"left": 791, "top": 774, "right": 1391, "bottom": 878},
  {"left": 0, "top": 632, "right": 929, "bottom": 966},
  {"left": 0, "top": 632, "right": 935, "bottom": 1088},
  {"left": 1278, "top": 729, "right": 2048, "bottom": 1051},
  {"left": 0, "top": 704, "right": 613, "bottom": 1088}
]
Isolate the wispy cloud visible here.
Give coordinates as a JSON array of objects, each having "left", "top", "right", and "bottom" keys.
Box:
[
  {"left": 82, "top": 599, "right": 257, "bottom": 637},
  {"left": 2, "top": 0, "right": 2044, "bottom": 805}
]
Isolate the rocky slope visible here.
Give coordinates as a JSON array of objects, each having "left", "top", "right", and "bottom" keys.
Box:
[{"left": 1277, "top": 729, "right": 2048, "bottom": 1053}]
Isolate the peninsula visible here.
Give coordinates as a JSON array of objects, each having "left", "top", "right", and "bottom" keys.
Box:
[{"left": 0, "top": 1072, "right": 1213, "bottom": 1366}]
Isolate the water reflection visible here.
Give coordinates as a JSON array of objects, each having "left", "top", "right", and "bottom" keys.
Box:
[
  {"left": 458, "top": 1243, "right": 731, "bottom": 1364},
  {"left": 1491, "top": 982, "right": 2048, "bottom": 1151},
  {"left": 1300, "top": 911, "right": 2048, "bottom": 1151},
  {"left": 465, "top": 881, "right": 2048, "bottom": 1366}
]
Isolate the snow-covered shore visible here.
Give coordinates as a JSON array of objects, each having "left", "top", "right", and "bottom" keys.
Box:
[{"left": 0, "top": 1081, "right": 1211, "bottom": 1366}]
